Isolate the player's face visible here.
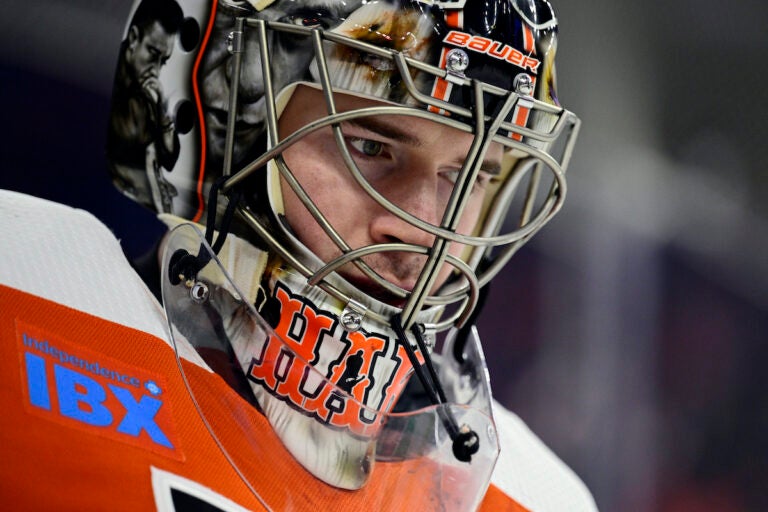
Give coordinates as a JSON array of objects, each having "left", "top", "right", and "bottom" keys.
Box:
[
  {"left": 199, "top": 0, "right": 358, "bottom": 166},
  {"left": 279, "top": 86, "right": 504, "bottom": 305},
  {"left": 127, "top": 21, "right": 173, "bottom": 81}
]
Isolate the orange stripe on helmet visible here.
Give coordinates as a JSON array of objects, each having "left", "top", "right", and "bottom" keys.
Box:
[
  {"left": 445, "top": 10, "right": 463, "bottom": 29},
  {"left": 428, "top": 48, "right": 453, "bottom": 114},
  {"left": 509, "top": 102, "right": 531, "bottom": 141},
  {"left": 522, "top": 25, "right": 535, "bottom": 55}
]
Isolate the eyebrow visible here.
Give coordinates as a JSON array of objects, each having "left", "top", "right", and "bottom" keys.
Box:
[
  {"left": 346, "top": 117, "right": 421, "bottom": 146},
  {"left": 346, "top": 117, "right": 503, "bottom": 176},
  {"left": 471, "top": 160, "right": 501, "bottom": 176}
]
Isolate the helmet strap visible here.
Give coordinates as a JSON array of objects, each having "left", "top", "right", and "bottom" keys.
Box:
[
  {"left": 390, "top": 314, "right": 480, "bottom": 463},
  {"left": 168, "top": 176, "right": 243, "bottom": 285}
]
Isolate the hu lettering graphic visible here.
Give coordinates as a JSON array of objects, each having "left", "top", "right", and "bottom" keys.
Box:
[{"left": 247, "top": 282, "right": 416, "bottom": 436}]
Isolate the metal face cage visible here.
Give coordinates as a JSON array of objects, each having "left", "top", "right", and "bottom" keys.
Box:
[{"left": 217, "top": 13, "right": 581, "bottom": 332}]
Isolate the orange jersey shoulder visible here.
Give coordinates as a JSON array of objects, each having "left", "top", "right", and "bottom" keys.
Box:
[{"left": 0, "top": 284, "right": 528, "bottom": 511}]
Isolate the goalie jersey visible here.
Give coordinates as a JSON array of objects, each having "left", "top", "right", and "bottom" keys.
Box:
[{"left": 0, "top": 189, "right": 596, "bottom": 511}]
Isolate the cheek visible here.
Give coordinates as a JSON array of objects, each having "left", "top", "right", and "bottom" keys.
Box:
[
  {"left": 281, "top": 147, "right": 372, "bottom": 253},
  {"left": 454, "top": 193, "right": 485, "bottom": 238},
  {"left": 200, "top": 29, "right": 229, "bottom": 72},
  {"left": 230, "top": 129, "right": 263, "bottom": 165},
  {"left": 134, "top": 49, "right": 150, "bottom": 68},
  {"left": 281, "top": 148, "right": 360, "bottom": 254},
  {"left": 438, "top": 199, "right": 483, "bottom": 289},
  {"left": 282, "top": 183, "right": 321, "bottom": 251},
  {"left": 199, "top": 29, "right": 236, "bottom": 97},
  {"left": 200, "top": 58, "right": 228, "bottom": 103},
  {"left": 271, "top": 42, "right": 310, "bottom": 83},
  {"left": 283, "top": 133, "right": 358, "bottom": 209}
]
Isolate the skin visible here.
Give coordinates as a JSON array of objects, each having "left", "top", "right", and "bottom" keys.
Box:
[{"left": 278, "top": 85, "right": 503, "bottom": 304}]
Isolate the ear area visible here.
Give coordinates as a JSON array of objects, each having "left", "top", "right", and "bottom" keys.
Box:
[{"left": 127, "top": 25, "right": 141, "bottom": 51}]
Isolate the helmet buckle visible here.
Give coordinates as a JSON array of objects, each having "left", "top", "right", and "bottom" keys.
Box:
[
  {"left": 513, "top": 73, "right": 534, "bottom": 96},
  {"left": 340, "top": 299, "right": 368, "bottom": 332},
  {"left": 444, "top": 48, "right": 469, "bottom": 79}
]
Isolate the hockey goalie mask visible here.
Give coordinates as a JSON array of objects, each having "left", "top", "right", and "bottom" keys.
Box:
[
  {"left": 218, "top": 0, "right": 580, "bottom": 335},
  {"left": 108, "top": 0, "right": 579, "bottom": 329},
  {"left": 110, "top": 0, "right": 579, "bottom": 507}
]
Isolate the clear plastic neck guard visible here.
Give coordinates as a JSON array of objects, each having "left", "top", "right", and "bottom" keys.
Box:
[{"left": 161, "top": 222, "right": 499, "bottom": 511}]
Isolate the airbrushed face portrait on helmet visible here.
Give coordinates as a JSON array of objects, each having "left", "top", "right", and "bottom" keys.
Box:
[
  {"left": 109, "top": 0, "right": 580, "bottom": 508},
  {"left": 199, "top": 0, "right": 363, "bottom": 167}
]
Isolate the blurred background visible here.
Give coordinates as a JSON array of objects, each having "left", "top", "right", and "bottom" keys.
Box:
[{"left": 1, "top": 1, "right": 766, "bottom": 510}]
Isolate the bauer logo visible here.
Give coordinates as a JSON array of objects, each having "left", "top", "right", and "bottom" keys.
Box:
[
  {"left": 444, "top": 30, "right": 541, "bottom": 73},
  {"left": 16, "top": 320, "right": 181, "bottom": 459}
]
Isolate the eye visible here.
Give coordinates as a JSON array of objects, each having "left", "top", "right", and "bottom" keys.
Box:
[
  {"left": 441, "top": 170, "right": 496, "bottom": 192},
  {"left": 218, "top": 0, "right": 253, "bottom": 14},
  {"left": 283, "top": 9, "right": 334, "bottom": 29},
  {"left": 475, "top": 172, "right": 494, "bottom": 188},
  {"left": 348, "top": 137, "right": 385, "bottom": 157}
]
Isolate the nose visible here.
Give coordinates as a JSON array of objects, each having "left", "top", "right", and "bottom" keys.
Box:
[
  {"left": 225, "top": 32, "right": 265, "bottom": 102},
  {"left": 367, "top": 172, "right": 442, "bottom": 249},
  {"left": 154, "top": 63, "right": 166, "bottom": 78}
]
